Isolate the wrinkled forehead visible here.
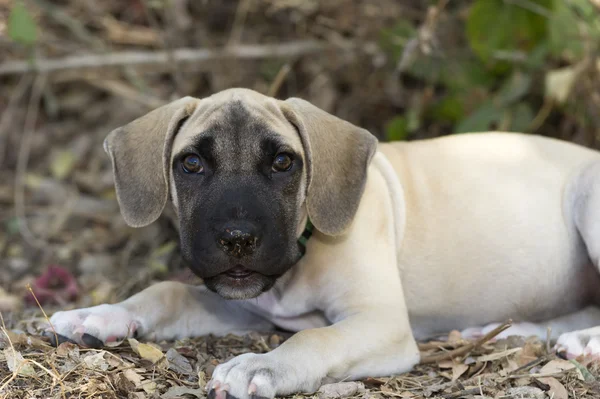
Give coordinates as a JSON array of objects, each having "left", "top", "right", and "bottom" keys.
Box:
[{"left": 171, "top": 94, "right": 302, "bottom": 158}]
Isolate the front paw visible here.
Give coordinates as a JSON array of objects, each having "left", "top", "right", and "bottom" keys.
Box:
[
  {"left": 207, "top": 353, "right": 293, "bottom": 399},
  {"left": 45, "top": 304, "right": 140, "bottom": 348}
]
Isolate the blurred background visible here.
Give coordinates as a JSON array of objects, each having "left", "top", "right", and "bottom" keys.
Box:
[{"left": 0, "top": 0, "right": 599, "bottom": 317}]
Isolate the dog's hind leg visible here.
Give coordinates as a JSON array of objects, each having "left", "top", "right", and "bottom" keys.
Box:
[
  {"left": 552, "top": 160, "right": 600, "bottom": 358},
  {"left": 461, "top": 306, "right": 600, "bottom": 341}
]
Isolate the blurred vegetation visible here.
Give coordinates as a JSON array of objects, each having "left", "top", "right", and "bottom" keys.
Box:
[
  {"left": 380, "top": 0, "right": 600, "bottom": 143},
  {"left": 0, "top": 0, "right": 599, "bottom": 307}
]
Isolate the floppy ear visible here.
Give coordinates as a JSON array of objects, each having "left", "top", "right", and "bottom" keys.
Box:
[
  {"left": 280, "top": 98, "right": 378, "bottom": 236},
  {"left": 104, "top": 97, "right": 198, "bottom": 227}
]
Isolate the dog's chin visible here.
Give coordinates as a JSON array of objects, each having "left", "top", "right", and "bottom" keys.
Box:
[{"left": 203, "top": 272, "right": 278, "bottom": 300}]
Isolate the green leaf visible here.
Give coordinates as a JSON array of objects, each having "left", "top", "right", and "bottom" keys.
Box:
[
  {"left": 8, "top": 1, "right": 37, "bottom": 46},
  {"left": 509, "top": 102, "right": 535, "bottom": 132},
  {"left": 428, "top": 94, "right": 465, "bottom": 124},
  {"left": 495, "top": 71, "right": 532, "bottom": 107},
  {"left": 549, "top": 0, "right": 600, "bottom": 61},
  {"left": 466, "top": 0, "right": 552, "bottom": 65},
  {"left": 385, "top": 116, "right": 409, "bottom": 141},
  {"left": 454, "top": 101, "right": 504, "bottom": 134}
]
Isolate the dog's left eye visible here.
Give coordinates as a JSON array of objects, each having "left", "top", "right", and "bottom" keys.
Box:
[
  {"left": 272, "top": 153, "right": 293, "bottom": 172},
  {"left": 181, "top": 154, "right": 204, "bottom": 174}
]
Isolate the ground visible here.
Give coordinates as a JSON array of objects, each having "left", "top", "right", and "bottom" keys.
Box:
[{"left": 1, "top": 0, "right": 600, "bottom": 398}]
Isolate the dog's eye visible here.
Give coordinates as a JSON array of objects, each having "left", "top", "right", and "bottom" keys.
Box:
[
  {"left": 272, "top": 153, "right": 293, "bottom": 172},
  {"left": 181, "top": 154, "right": 204, "bottom": 174}
]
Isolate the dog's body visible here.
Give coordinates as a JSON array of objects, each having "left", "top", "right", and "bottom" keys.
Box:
[{"left": 49, "top": 89, "right": 600, "bottom": 398}]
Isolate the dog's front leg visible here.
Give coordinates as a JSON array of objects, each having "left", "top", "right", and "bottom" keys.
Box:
[
  {"left": 207, "top": 308, "right": 419, "bottom": 399},
  {"left": 47, "top": 281, "right": 274, "bottom": 347}
]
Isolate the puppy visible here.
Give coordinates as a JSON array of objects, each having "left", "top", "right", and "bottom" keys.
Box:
[{"left": 49, "top": 88, "right": 600, "bottom": 398}]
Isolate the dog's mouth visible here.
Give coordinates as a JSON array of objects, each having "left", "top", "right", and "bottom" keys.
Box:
[
  {"left": 201, "top": 265, "right": 277, "bottom": 299},
  {"left": 223, "top": 265, "right": 255, "bottom": 279}
]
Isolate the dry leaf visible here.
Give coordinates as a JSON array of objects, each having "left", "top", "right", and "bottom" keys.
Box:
[
  {"left": 141, "top": 381, "right": 157, "bottom": 394},
  {"left": 123, "top": 368, "right": 143, "bottom": 387},
  {"left": 137, "top": 342, "right": 165, "bottom": 364},
  {"left": 317, "top": 382, "right": 365, "bottom": 398},
  {"left": 128, "top": 337, "right": 140, "bottom": 352},
  {"left": 166, "top": 347, "right": 193, "bottom": 375},
  {"left": 161, "top": 386, "right": 204, "bottom": 399},
  {"left": 452, "top": 363, "right": 469, "bottom": 381},
  {"left": 515, "top": 339, "right": 544, "bottom": 366},
  {"left": 537, "top": 377, "right": 568, "bottom": 399},
  {"left": 83, "top": 351, "right": 109, "bottom": 371},
  {"left": 4, "top": 348, "right": 35, "bottom": 376},
  {"left": 399, "top": 391, "right": 415, "bottom": 398},
  {"left": 539, "top": 359, "right": 575, "bottom": 375},
  {"left": 198, "top": 370, "right": 207, "bottom": 389}
]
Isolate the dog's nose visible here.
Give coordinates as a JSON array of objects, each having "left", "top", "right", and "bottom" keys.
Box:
[{"left": 217, "top": 228, "right": 258, "bottom": 258}]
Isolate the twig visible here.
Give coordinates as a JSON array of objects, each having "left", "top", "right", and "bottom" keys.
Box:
[
  {"left": 0, "top": 41, "right": 343, "bottom": 76},
  {"left": 85, "top": 79, "right": 166, "bottom": 109},
  {"left": 419, "top": 320, "right": 512, "bottom": 364},
  {"left": 228, "top": 0, "right": 252, "bottom": 47},
  {"left": 140, "top": 0, "right": 184, "bottom": 96},
  {"left": 267, "top": 63, "right": 292, "bottom": 97},
  {"left": 26, "top": 284, "right": 58, "bottom": 347}
]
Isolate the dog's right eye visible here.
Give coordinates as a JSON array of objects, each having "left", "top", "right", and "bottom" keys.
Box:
[{"left": 181, "top": 154, "right": 204, "bottom": 174}]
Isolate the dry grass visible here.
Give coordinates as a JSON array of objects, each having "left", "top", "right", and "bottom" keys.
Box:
[{"left": 1, "top": 316, "right": 600, "bottom": 398}]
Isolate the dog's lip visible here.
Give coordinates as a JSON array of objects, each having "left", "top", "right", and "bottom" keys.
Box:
[{"left": 223, "top": 265, "right": 255, "bottom": 279}]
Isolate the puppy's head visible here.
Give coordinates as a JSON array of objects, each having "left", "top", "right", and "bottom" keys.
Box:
[{"left": 104, "top": 88, "right": 376, "bottom": 299}]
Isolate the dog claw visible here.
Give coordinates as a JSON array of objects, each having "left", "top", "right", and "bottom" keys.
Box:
[
  {"left": 82, "top": 333, "right": 104, "bottom": 348},
  {"left": 248, "top": 382, "right": 258, "bottom": 395}
]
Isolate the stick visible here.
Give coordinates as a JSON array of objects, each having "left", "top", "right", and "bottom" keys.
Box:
[
  {"left": 419, "top": 320, "right": 512, "bottom": 364},
  {"left": 0, "top": 41, "right": 345, "bottom": 76}
]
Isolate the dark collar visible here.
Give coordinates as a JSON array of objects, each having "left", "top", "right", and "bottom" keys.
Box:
[{"left": 297, "top": 218, "right": 314, "bottom": 256}]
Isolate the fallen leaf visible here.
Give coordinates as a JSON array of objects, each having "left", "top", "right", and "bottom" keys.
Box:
[
  {"left": 539, "top": 359, "right": 575, "bottom": 375},
  {"left": 317, "top": 382, "right": 365, "bottom": 398},
  {"left": 123, "top": 368, "right": 143, "bottom": 387},
  {"left": 452, "top": 363, "right": 469, "bottom": 381},
  {"left": 198, "top": 370, "right": 207, "bottom": 389},
  {"left": 2, "top": 329, "right": 51, "bottom": 351},
  {"left": 506, "top": 386, "right": 545, "bottom": 399},
  {"left": 166, "top": 347, "right": 193, "bottom": 375},
  {"left": 399, "top": 391, "right": 414, "bottom": 398},
  {"left": 141, "top": 381, "right": 157, "bottom": 394},
  {"left": 128, "top": 337, "right": 140, "bottom": 352},
  {"left": 83, "top": 351, "right": 109, "bottom": 371},
  {"left": 515, "top": 338, "right": 544, "bottom": 366},
  {"left": 161, "top": 386, "right": 204, "bottom": 399},
  {"left": 537, "top": 377, "right": 568, "bottom": 399},
  {"left": 4, "top": 348, "right": 36, "bottom": 376},
  {"left": 136, "top": 342, "right": 165, "bottom": 364}
]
